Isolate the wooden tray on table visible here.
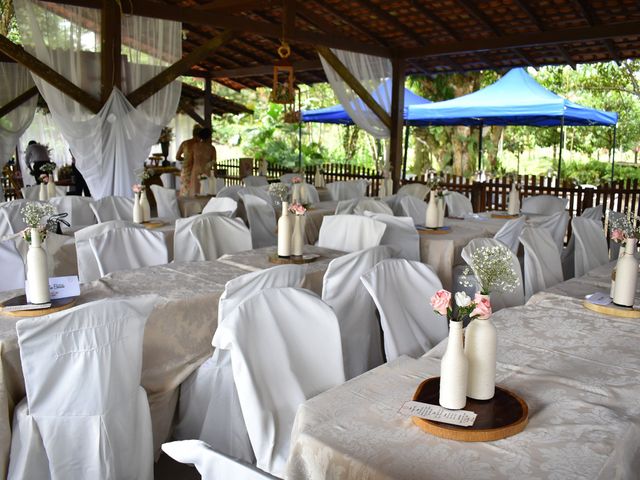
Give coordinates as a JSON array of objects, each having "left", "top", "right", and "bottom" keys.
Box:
[
  {"left": 417, "top": 226, "right": 451, "bottom": 235},
  {"left": 268, "top": 253, "right": 320, "bottom": 265},
  {"left": 0, "top": 294, "right": 77, "bottom": 318}
]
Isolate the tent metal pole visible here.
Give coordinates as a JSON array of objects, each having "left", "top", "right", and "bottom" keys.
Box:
[
  {"left": 298, "top": 119, "right": 302, "bottom": 171},
  {"left": 557, "top": 117, "right": 565, "bottom": 181},
  {"left": 477, "top": 122, "right": 483, "bottom": 171},
  {"left": 611, "top": 124, "right": 617, "bottom": 180},
  {"left": 402, "top": 123, "right": 410, "bottom": 180}
]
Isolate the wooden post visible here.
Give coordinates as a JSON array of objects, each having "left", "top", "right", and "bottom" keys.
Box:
[
  {"left": 204, "top": 78, "right": 212, "bottom": 131},
  {"left": 101, "top": 0, "right": 122, "bottom": 103},
  {"left": 389, "top": 56, "right": 405, "bottom": 192}
]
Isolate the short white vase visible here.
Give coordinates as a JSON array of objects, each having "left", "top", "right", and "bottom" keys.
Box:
[
  {"left": 26, "top": 227, "right": 50, "bottom": 304},
  {"left": 47, "top": 180, "right": 56, "bottom": 199},
  {"left": 199, "top": 178, "right": 209, "bottom": 196},
  {"left": 439, "top": 320, "right": 468, "bottom": 410},
  {"left": 314, "top": 166, "right": 325, "bottom": 188},
  {"left": 209, "top": 174, "right": 218, "bottom": 195},
  {"left": 140, "top": 189, "right": 151, "bottom": 222},
  {"left": 426, "top": 191, "right": 439, "bottom": 228},
  {"left": 38, "top": 182, "right": 48, "bottom": 201},
  {"left": 613, "top": 238, "right": 638, "bottom": 307},
  {"left": 133, "top": 193, "right": 143, "bottom": 224},
  {"left": 464, "top": 311, "right": 497, "bottom": 400},
  {"left": 277, "top": 202, "right": 291, "bottom": 258},
  {"left": 291, "top": 215, "right": 304, "bottom": 256},
  {"left": 291, "top": 183, "right": 301, "bottom": 204},
  {"left": 507, "top": 186, "right": 520, "bottom": 215}
]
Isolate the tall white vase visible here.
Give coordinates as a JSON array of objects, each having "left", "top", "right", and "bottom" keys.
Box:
[
  {"left": 464, "top": 310, "right": 497, "bottom": 400},
  {"left": 613, "top": 238, "right": 638, "bottom": 307},
  {"left": 26, "top": 228, "right": 50, "bottom": 304},
  {"left": 199, "top": 178, "right": 209, "bottom": 195},
  {"left": 426, "top": 191, "right": 439, "bottom": 228},
  {"left": 209, "top": 173, "right": 218, "bottom": 195},
  {"left": 507, "top": 185, "right": 520, "bottom": 215},
  {"left": 133, "top": 193, "right": 143, "bottom": 224},
  {"left": 47, "top": 180, "right": 56, "bottom": 199},
  {"left": 291, "top": 215, "right": 304, "bottom": 257},
  {"left": 439, "top": 320, "right": 468, "bottom": 410},
  {"left": 277, "top": 202, "right": 291, "bottom": 258},
  {"left": 38, "top": 182, "right": 48, "bottom": 201},
  {"left": 292, "top": 184, "right": 301, "bottom": 204},
  {"left": 437, "top": 197, "right": 445, "bottom": 227},
  {"left": 140, "top": 189, "right": 151, "bottom": 222},
  {"left": 314, "top": 166, "right": 325, "bottom": 188}
]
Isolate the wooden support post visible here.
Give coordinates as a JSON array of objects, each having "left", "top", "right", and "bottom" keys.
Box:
[
  {"left": 389, "top": 57, "right": 405, "bottom": 192},
  {"left": 0, "top": 86, "right": 38, "bottom": 118},
  {"left": 101, "top": 0, "right": 122, "bottom": 103},
  {"left": 204, "top": 78, "right": 212, "bottom": 130},
  {"left": 316, "top": 46, "right": 391, "bottom": 129},
  {"left": 127, "top": 30, "right": 234, "bottom": 107},
  {"left": 179, "top": 101, "right": 205, "bottom": 126},
  {"left": 0, "top": 34, "right": 101, "bottom": 113}
]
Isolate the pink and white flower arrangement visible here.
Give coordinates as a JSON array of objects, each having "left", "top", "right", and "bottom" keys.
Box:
[
  {"left": 608, "top": 210, "right": 640, "bottom": 244},
  {"left": 291, "top": 176, "right": 303, "bottom": 184},
  {"left": 288, "top": 202, "right": 307, "bottom": 216},
  {"left": 430, "top": 290, "right": 492, "bottom": 322},
  {"left": 39, "top": 174, "right": 50, "bottom": 184},
  {"left": 132, "top": 183, "right": 143, "bottom": 194},
  {"left": 611, "top": 228, "right": 626, "bottom": 243}
]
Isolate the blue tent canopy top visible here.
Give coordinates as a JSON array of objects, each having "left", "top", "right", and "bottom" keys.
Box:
[{"left": 405, "top": 68, "right": 617, "bottom": 127}]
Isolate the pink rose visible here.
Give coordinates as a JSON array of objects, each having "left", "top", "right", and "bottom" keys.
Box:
[
  {"left": 471, "top": 293, "right": 492, "bottom": 319},
  {"left": 292, "top": 176, "right": 302, "bottom": 184},
  {"left": 132, "top": 184, "right": 142, "bottom": 193},
  {"left": 611, "top": 229, "right": 625, "bottom": 242},
  {"left": 430, "top": 289, "right": 451, "bottom": 316},
  {"left": 288, "top": 202, "right": 307, "bottom": 216}
]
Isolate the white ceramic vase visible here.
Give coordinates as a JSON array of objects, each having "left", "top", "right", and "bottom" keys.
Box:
[
  {"left": 613, "top": 238, "right": 638, "bottom": 307},
  {"left": 314, "top": 166, "right": 325, "bottom": 188},
  {"left": 439, "top": 320, "right": 468, "bottom": 410},
  {"left": 133, "top": 193, "right": 143, "bottom": 224},
  {"left": 610, "top": 266, "right": 617, "bottom": 298},
  {"left": 437, "top": 197, "right": 445, "bottom": 227},
  {"left": 38, "top": 182, "right": 48, "bottom": 201},
  {"left": 464, "top": 309, "right": 497, "bottom": 400},
  {"left": 507, "top": 186, "right": 520, "bottom": 215},
  {"left": 277, "top": 202, "right": 291, "bottom": 258},
  {"left": 26, "top": 227, "right": 50, "bottom": 304},
  {"left": 292, "top": 183, "right": 301, "bottom": 204},
  {"left": 140, "top": 189, "right": 151, "bottom": 222},
  {"left": 291, "top": 215, "right": 304, "bottom": 257},
  {"left": 199, "top": 178, "right": 209, "bottom": 195},
  {"left": 426, "top": 191, "right": 439, "bottom": 228},
  {"left": 47, "top": 179, "right": 56, "bottom": 199},
  {"left": 209, "top": 173, "right": 218, "bottom": 195}
]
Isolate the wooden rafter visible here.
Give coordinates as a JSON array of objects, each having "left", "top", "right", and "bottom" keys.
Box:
[
  {"left": 311, "top": 1, "right": 388, "bottom": 47},
  {"left": 194, "top": 0, "right": 271, "bottom": 13},
  {"left": 571, "top": 0, "right": 621, "bottom": 64},
  {"left": 210, "top": 60, "right": 321, "bottom": 78},
  {"left": 101, "top": 0, "right": 121, "bottom": 102},
  {"left": 0, "top": 86, "right": 39, "bottom": 118},
  {"left": 356, "top": 0, "right": 423, "bottom": 44},
  {"left": 179, "top": 100, "right": 205, "bottom": 125}
]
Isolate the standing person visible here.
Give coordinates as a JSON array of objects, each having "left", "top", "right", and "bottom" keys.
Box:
[
  {"left": 190, "top": 128, "right": 217, "bottom": 195},
  {"left": 67, "top": 151, "right": 91, "bottom": 197},
  {"left": 176, "top": 124, "right": 202, "bottom": 197},
  {"left": 25, "top": 140, "right": 51, "bottom": 184}
]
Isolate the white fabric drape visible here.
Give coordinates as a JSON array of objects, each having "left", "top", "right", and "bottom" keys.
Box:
[
  {"left": 14, "top": 0, "right": 181, "bottom": 199},
  {"left": 0, "top": 63, "right": 37, "bottom": 166},
  {"left": 19, "top": 111, "right": 70, "bottom": 185}
]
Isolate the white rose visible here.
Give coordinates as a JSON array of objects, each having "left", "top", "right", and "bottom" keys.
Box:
[{"left": 455, "top": 291, "right": 472, "bottom": 308}]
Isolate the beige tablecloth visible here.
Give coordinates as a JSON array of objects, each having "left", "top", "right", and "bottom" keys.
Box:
[{"left": 286, "top": 292, "right": 640, "bottom": 480}]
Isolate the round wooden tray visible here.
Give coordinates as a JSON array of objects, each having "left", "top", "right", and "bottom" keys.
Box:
[
  {"left": 0, "top": 295, "right": 77, "bottom": 318},
  {"left": 491, "top": 213, "right": 520, "bottom": 219},
  {"left": 583, "top": 299, "right": 640, "bottom": 318},
  {"left": 418, "top": 226, "right": 451, "bottom": 235},
  {"left": 268, "top": 253, "right": 320, "bottom": 265},
  {"left": 411, "top": 377, "right": 528, "bottom": 442},
  {"left": 141, "top": 220, "right": 164, "bottom": 229}
]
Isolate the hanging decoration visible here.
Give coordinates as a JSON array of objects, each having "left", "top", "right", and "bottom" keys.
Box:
[
  {"left": 283, "top": 86, "right": 301, "bottom": 124},
  {"left": 270, "top": 41, "right": 295, "bottom": 106}
]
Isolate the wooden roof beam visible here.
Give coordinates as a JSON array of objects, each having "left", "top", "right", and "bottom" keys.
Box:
[
  {"left": 311, "top": 1, "right": 389, "bottom": 47},
  {"left": 0, "top": 86, "right": 39, "bottom": 118},
  {"left": 356, "top": 0, "right": 424, "bottom": 44},
  {"left": 572, "top": 0, "right": 622, "bottom": 64},
  {"left": 194, "top": 0, "right": 273, "bottom": 14},
  {"left": 209, "top": 60, "right": 322, "bottom": 78}
]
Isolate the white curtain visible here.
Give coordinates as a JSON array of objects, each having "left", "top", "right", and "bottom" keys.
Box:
[
  {"left": 14, "top": 0, "right": 181, "bottom": 199},
  {"left": 0, "top": 63, "right": 37, "bottom": 166}
]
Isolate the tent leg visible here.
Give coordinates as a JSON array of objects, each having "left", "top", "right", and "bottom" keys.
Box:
[
  {"left": 557, "top": 117, "right": 565, "bottom": 181},
  {"left": 611, "top": 125, "right": 617, "bottom": 180},
  {"left": 477, "top": 123, "right": 483, "bottom": 171},
  {"left": 402, "top": 124, "right": 409, "bottom": 180},
  {"left": 298, "top": 119, "right": 302, "bottom": 171}
]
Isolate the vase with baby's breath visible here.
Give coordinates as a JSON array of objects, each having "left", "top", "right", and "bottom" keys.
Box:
[{"left": 21, "top": 202, "right": 56, "bottom": 304}]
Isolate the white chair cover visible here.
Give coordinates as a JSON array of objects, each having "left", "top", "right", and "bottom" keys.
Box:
[
  {"left": 580, "top": 204, "right": 603, "bottom": 222},
  {"left": 360, "top": 259, "right": 447, "bottom": 361},
  {"left": 322, "top": 246, "right": 394, "bottom": 379},
  {"left": 8, "top": 297, "right": 157, "bottom": 480},
  {"left": 202, "top": 197, "right": 238, "bottom": 216},
  {"left": 382, "top": 194, "right": 405, "bottom": 216},
  {"left": 334, "top": 198, "right": 359, "bottom": 215},
  {"left": 353, "top": 198, "right": 394, "bottom": 216},
  {"left": 493, "top": 216, "right": 527, "bottom": 254},
  {"left": 326, "top": 180, "right": 367, "bottom": 201},
  {"left": 243, "top": 176, "right": 269, "bottom": 187},
  {"left": 521, "top": 194, "right": 568, "bottom": 215},
  {"left": 397, "top": 183, "right": 429, "bottom": 200},
  {"left": 364, "top": 213, "right": 420, "bottom": 261},
  {"left": 49, "top": 196, "right": 96, "bottom": 228},
  {"left": 280, "top": 173, "right": 300, "bottom": 184},
  {"left": 399, "top": 195, "right": 427, "bottom": 226},
  {"left": 173, "top": 214, "right": 252, "bottom": 262},
  {"left": 150, "top": 184, "right": 181, "bottom": 220},
  {"left": 519, "top": 226, "right": 564, "bottom": 300},
  {"left": 239, "top": 186, "right": 271, "bottom": 204},
  {"left": 162, "top": 440, "right": 276, "bottom": 480},
  {"left": 444, "top": 191, "right": 473, "bottom": 218},
  {"left": 238, "top": 193, "right": 277, "bottom": 248},
  {"left": 0, "top": 199, "right": 30, "bottom": 237},
  {"left": 89, "top": 196, "right": 134, "bottom": 222},
  {"left": 608, "top": 211, "right": 626, "bottom": 260},
  {"left": 294, "top": 183, "right": 320, "bottom": 205},
  {"left": 176, "top": 266, "right": 306, "bottom": 463},
  {"left": 318, "top": 215, "right": 386, "bottom": 252},
  {"left": 13, "top": 231, "right": 77, "bottom": 277},
  {"left": 0, "top": 237, "right": 24, "bottom": 292},
  {"left": 212, "top": 288, "right": 345, "bottom": 477},
  {"left": 89, "top": 226, "right": 168, "bottom": 277},
  {"left": 534, "top": 211, "right": 569, "bottom": 253},
  {"left": 217, "top": 185, "right": 244, "bottom": 202},
  {"left": 572, "top": 217, "right": 609, "bottom": 278},
  {"left": 21, "top": 185, "right": 66, "bottom": 200}
]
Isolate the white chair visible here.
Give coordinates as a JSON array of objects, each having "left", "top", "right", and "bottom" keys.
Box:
[
  {"left": 239, "top": 186, "right": 272, "bottom": 205},
  {"left": 89, "top": 196, "right": 134, "bottom": 222},
  {"left": 238, "top": 193, "right": 277, "bottom": 248},
  {"left": 176, "top": 266, "right": 306, "bottom": 462},
  {"left": 212, "top": 288, "right": 345, "bottom": 477},
  {"left": 243, "top": 175, "right": 269, "bottom": 187},
  {"left": 399, "top": 195, "right": 427, "bottom": 226},
  {"left": 519, "top": 226, "right": 564, "bottom": 300},
  {"left": 280, "top": 173, "right": 300, "bottom": 184},
  {"left": 293, "top": 183, "right": 320, "bottom": 205},
  {"left": 48, "top": 196, "right": 96, "bottom": 228},
  {"left": 353, "top": 198, "right": 394, "bottom": 216},
  {"left": 493, "top": 216, "right": 527, "bottom": 255},
  {"left": 364, "top": 213, "right": 420, "bottom": 261},
  {"left": 571, "top": 217, "right": 609, "bottom": 277},
  {"left": 217, "top": 185, "right": 244, "bottom": 202},
  {"left": 8, "top": 297, "right": 157, "bottom": 480},
  {"left": 202, "top": 197, "right": 238, "bottom": 216},
  {"left": 382, "top": 194, "right": 405, "bottom": 216},
  {"left": 162, "top": 440, "right": 276, "bottom": 480},
  {"left": 361, "top": 259, "right": 448, "bottom": 361},
  {"left": 0, "top": 237, "right": 24, "bottom": 292},
  {"left": 150, "top": 184, "right": 181, "bottom": 220},
  {"left": 326, "top": 180, "right": 367, "bottom": 201},
  {"left": 397, "top": 183, "right": 429, "bottom": 200},
  {"left": 21, "top": 185, "right": 66, "bottom": 200},
  {"left": 173, "top": 214, "right": 252, "bottom": 262},
  {"left": 521, "top": 194, "right": 568, "bottom": 215},
  {"left": 322, "top": 246, "right": 394, "bottom": 379},
  {"left": 334, "top": 198, "right": 359, "bottom": 215},
  {"left": 580, "top": 204, "right": 603, "bottom": 222},
  {"left": 13, "top": 231, "right": 77, "bottom": 277},
  {"left": 317, "top": 215, "right": 386, "bottom": 252},
  {"left": 533, "top": 211, "right": 569, "bottom": 253},
  {"left": 0, "top": 199, "right": 31, "bottom": 237},
  {"left": 444, "top": 191, "right": 473, "bottom": 218}
]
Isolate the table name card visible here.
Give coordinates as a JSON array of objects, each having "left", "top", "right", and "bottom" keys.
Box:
[
  {"left": 25, "top": 276, "right": 80, "bottom": 303},
  {"left": 585, "top": 292, "right": 613, "bottom": 306},
  {"left": 399, "top": 400, "right": 477, "bottom": 427}
]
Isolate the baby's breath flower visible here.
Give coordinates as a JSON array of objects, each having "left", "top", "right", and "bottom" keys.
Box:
[
  {"left": 21, "top": 202, "right": 56, "bottom": 228},
  {"left": 268, "top": 182, "right": 290, "bottom": 202},
  {"left": 461, "top": 244, "right": 520, "bottom": 295}
]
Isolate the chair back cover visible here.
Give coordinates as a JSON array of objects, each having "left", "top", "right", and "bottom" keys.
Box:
[
  {"left": 493, "top": 216, "right": 527, "bottom": 254},
  {"left": 162, "top": 440, "right": 276, "bottom": 480},
  {"left": 21, "top": 185, "right": 66, "bottom": 200},
  {"left": 293, "top": 183, "right": 320, "bottom": 205},
  {"left": 280, "top": 173, "right": 301, "bottom": 184},
  {"left": 399, "top": 195, "right": 427, "bottom": 225},
  {"left": 353, "top": 198, "right": 394, "bottom": 216},
  {"left": 0, "top": 237, "right": 24, "bottom": 292},
  {"left": 239, "top": 186, "right": 272, "bottom": 204},
  {"left": 519, "top": 226, "right": 564, "bottom": 300},
  {"left": 217, "top": 185, "right": 244, "bottom": 202},
  {"left": 150, "top": 184, "right": 181, "bottom": 219},
  {"left": 326, "top": 180, "right": 367, "bottom": 201},
  {"left": 444, "top": 191, "right": 473, "bottom": 218},
  {"left": 89, "top": 196, "right": 134, "bottom": 222},
  {"left": 382, "top": 194, "right": 405, "bottom": 216},
  {"left": 243, "top": 176, "right": 269, "bottom": 187},
  {"left": 360, "top": 259, "right": 448, "bottom": 361},
  {"left": 318, "top": 215, "right": 386, "bottom": 252},
  {"left": 580, "top": 204, "right": 603, "bottom": 222},
  {"left": 534, "top": 210, "right": 569, "bottom": 253},
  {"left": 397, "top": 183, "right": 429, "bottom": 200},
  {"left": 89, "top": 226, "right": 168, "bottom": 277},
  {"left": 0, "top": 199, "right": 30, "bottom": 237},
  {"left": 322, "top": 245, "right": 394, "bottom": 379},
  {"left": 49, "top": 196, "right": 96, "bottom": 227},
  {"left": 571, "top": 217, "right": 609, "bottom": 277},
  {"left": 521, "top": 194, "right": 568, "bottom": 215},
  {"left": 364, "top": 213, "right": 420, "bottom": 261},
  {"left": 13, "top": 231, "right": 76, "bottom": 277},
  {"left": 238, "top": 193, "right": 277, "bottom": 248},
  {"left": 212, "top": 288, "right": 345, "bottom": 477},
  {"left": 174, "top": 214, "right": 252, "bottom": 262},
  {"left": 334, "top": 198, "right": 359, "bottom": 215},
  {"left": 202, "top": 197, "right": 238, "bottom": 216},
  {"left": 11, "top": 297, "right": 157, "bottom": 480}
]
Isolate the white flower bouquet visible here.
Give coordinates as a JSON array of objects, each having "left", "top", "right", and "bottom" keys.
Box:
[{"left": 461, "top": 244, "right": 520, "bottom": 295}]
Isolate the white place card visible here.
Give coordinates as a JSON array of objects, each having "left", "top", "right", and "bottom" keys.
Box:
[
  {"left": 2, "top": 302, "right": 52, "bottom": 312},
  {"left": 399, "top": 400, "right": 477, "bottom": 427},
  {"left": 585, "top": 292, "right": 613, "bottom": 306},
  {"left": 25, "top": 276, "right": 80, "bottom": 303}
]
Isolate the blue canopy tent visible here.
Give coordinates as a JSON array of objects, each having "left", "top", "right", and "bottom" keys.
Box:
[{"left": 406, "top": 68, "right": 618, "bottom": 178}]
